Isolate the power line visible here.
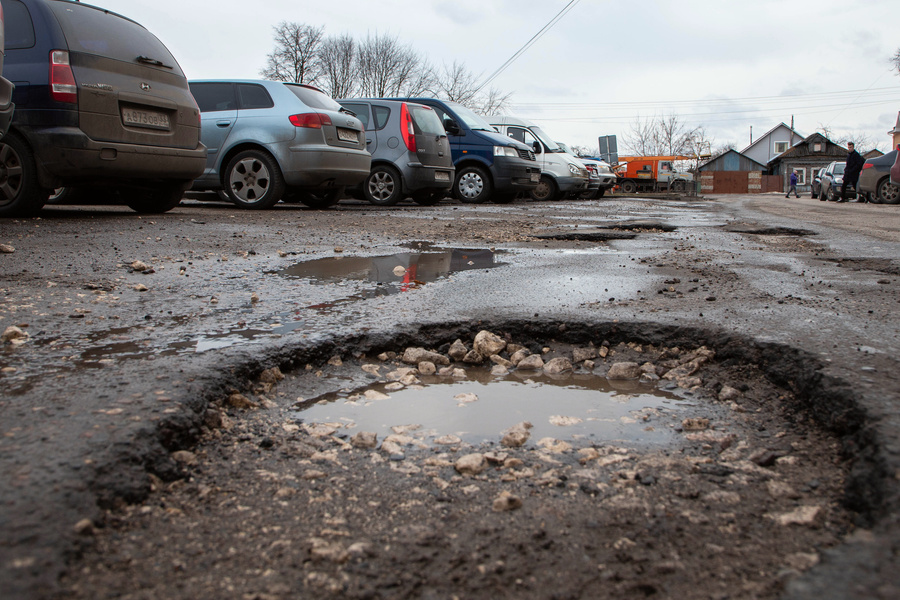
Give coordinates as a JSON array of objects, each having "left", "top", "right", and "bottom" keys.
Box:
[{"left": 473, "top": 0, "right": 581, "bottom": 94}]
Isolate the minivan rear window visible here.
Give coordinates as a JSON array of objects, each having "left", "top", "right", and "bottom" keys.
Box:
[
  {"left": 3, "top": 0, "right": 36, "bottom": 49},
  {"left": 47, "top": 1, "right": 183, "bottom": 76},
  {"left": 409, "top": 105, "right": 444, "bottom": 136}
]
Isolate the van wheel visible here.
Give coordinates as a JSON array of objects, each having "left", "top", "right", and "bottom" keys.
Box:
[
  {"left": 454, "top": 166, "right": 491, "bottom": 204},
  {"left": 224, "top": 150, "right": 285, "bottom": 209},
  {"left": 364, "top": 165, "right": 402, "bottom": 206},
  {"left": 0, "top": 133, "right": 49, "bottom": 217},
  {"left": 877, "top": 177, "right": 900, "bottom": 204},
  {"left": 125, "top": 183, "right": 186, "bottom": 214},
  {"left": 412, "top": 191, "right": 444, "bottom": 206},
  {"left": 530, "top": 175, "right": 558, "bottom": 201}
]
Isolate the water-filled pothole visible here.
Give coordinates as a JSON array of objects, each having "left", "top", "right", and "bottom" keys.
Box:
[{"left": 293, "top": 370, "right": 693, "bottom": 448}]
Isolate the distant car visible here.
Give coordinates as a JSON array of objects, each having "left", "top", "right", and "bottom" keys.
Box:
[
  {"left": 810, "top": 167, "right": 825, "bottom": 199},
  {"left": 189, "top": 79, "right": 370, "bottom": 209},
  {"left": 858, "top": 150, "right": 899, "bottom": 204},
  {"left": 567, "top": 152, "right": 617, "bottom": 199},
  {"left": 0, "top": 2, "right": 14, "bottom": 139},
  {"left": 819, "top": 161, "right": 852, "bottom": 201},
  {"left": 337, "top": 98, "right": 454, "bottom": 206},
  {"left": 0, "top": 0, "right": 207, "bottom": 218}
]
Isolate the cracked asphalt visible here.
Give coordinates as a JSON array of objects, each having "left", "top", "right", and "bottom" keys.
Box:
[{"left": 1, "top": 193, "right": 899, "bottom": 599}]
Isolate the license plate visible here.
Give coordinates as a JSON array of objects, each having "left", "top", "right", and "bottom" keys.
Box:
[
  {"left": 434, "top": 171, "right": 450, "bottom": 182},
  {"left": 337, "top": 128, "right": 358, "bottom": 142},
  {"left": 121, "top": 107, "right": 170, "bottom": 130},
  {"left": 530, "top": 172, "right": 539, "bottom": 183}
]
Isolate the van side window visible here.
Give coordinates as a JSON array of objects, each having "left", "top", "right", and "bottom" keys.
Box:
[
  {"left": 373, "top": 105, "right": 391, "bottom": 130},
  {"left": 237, "top": 84, "right": 274, "bottom": 110},
  {"left": 3, "top": 0, "right": 36, "bottom": 49},
  {"left": 506, "top": 127, "right": 526, "bottom": 144},
  {"left": 190, "top": 83, "right": 236, "bottom": 113},
  {"left": 339, "top": 103, "right": 369, "bottom": 129}
]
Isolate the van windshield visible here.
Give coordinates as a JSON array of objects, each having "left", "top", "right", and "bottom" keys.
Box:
[
  {"left": 443, "top": 101, "right": 495, "bottom": 132},
  {"left": 47, "top": 1, "right": 183, "bottom": 75},
  {"left": 529, "top": 125, "right": 562, "bottom": 152}
]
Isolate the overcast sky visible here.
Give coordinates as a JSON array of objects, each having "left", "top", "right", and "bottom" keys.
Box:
[{"left": 101, "top": 0, "right": 900, "bottom": 154}]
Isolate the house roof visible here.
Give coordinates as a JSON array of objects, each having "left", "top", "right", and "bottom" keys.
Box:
[
  {"left": 740, "top": 122, "right": 805, "bottom": 154},
  {"left": 698, "top": 149, "right": 767, "bottom": 171}
]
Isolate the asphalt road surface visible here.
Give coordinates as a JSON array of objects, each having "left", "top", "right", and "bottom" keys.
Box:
[{"left": 1, "top": 192, "right": 899, "bottom": 599}]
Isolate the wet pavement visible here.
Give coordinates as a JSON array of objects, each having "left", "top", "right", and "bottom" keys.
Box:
[{"left": 1, "top": 194, "right": 900, "bottom": 598}]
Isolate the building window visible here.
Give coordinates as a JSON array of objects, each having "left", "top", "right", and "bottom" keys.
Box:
[
  {"left": 774, "top": 141, "right": 789, "bottom": 154},
  {"left": 793, "top": 168, "right": 806, "bottom": 185},
  {"left": 813, "top": 142, "right": 823, "bottom": 152}
]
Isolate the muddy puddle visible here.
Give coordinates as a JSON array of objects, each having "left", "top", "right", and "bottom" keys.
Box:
[{"left": 293, "top": 369, "right": 698, "bottom": 448}]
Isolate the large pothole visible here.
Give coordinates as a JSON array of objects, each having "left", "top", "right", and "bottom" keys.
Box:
[{"left": 61, "top": 323, "right": 862, "bottom": 600}]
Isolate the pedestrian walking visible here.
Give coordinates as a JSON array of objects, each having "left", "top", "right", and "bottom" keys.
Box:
[
  {"left": 786, "top": 171, "right": 800, "bottom": 198},
  {"left": 840, "top": 142, "right": 865, "bottom": 202}
]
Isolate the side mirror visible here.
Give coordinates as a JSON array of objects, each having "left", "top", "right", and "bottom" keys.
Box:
[
  {"left": 444, "top": 119, "right": 461, "bottom": 136},
  {"left": 532, "top": 141, "right": 541, "bottom": 154}
]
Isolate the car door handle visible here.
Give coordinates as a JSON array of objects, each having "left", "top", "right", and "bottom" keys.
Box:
[{"left": 216, "top": 120, "right": 232, "bottom": 127}]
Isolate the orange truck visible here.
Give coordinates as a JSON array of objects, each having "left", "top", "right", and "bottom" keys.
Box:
[{"left": 613, "top": 155, "right": 694, "bottom": 193}]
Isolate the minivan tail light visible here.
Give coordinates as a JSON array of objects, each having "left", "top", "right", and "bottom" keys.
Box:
[
  {"left": 400, "top": 103, "right": 416, "bottom": 152},
  {"left": 289, "top": 112, "right": 333, "bottom": 129},
  {"left": 50, "top": 50, "right": 78, "bottom": 104}
]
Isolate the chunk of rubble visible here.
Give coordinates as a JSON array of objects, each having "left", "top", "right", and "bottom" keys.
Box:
[
  {"left": 473, "top": 330, "right": 507, "bottom": 356},
  {"left": 402, "top": 347, "right": 450, "bottom": 366}
]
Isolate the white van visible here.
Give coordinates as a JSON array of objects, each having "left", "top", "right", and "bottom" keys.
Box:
[{"left": 488, "top": 116, "right": 589, "bottom": 201}]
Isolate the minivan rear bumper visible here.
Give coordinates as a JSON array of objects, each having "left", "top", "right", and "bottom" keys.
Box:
[
  {"left": 30, "top": 126, "right": 206, "bottom": 186},
  {"left": 492, "top": 156, "right": 540, "bottom": 192},
  {"left": 403, "top": 163, "right": 455, "bottom": 193},
  {"left": 283, "top": 146, "right": 371, "bottom": 188}
]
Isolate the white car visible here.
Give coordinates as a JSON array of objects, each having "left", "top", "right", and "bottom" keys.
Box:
[{"left": 556, "top": 143, "right": 616, "bottom": 199}]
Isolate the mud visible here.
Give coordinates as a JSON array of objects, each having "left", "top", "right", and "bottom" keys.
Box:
[{"left": 2, "top": 196, "right": 900, "bottom": 599}]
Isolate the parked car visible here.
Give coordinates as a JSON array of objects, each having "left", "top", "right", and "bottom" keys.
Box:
[
  {"left": 488, "top": 116, "right": 588, "bottom": 201},
  {"left": 819, "top": 161, "right": 852, "bottom": 201},
  {"left": 556, "top": 144, "right": 616, "bottom": 199},
  {"left": 858, "top": 150, "right": 899, "bottom": 204},
  {"left": 336, "top": 98, "right": 454, "bottom": 206},
  {"left": 0, "top": 2, "right": 14, "bottom": 139},
  {"left": 386, "top": 98, "right": 539, "bottom": 204},
  {"left": 810, "top": 167, "right": 825, "bottom": 199},
  {"left": 890, "top": 144, "right": 900, "bottom": 189},
  {"left": 189, "top": 79, "right": 370, "bottom": 209},
  {"left": 0, "top": 0, "right": 207, "bottom": 218}
]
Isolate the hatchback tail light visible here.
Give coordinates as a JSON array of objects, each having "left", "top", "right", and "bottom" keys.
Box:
[
  {"left": 50, "top": 50, "right": 78, "bottom": 104},
  {"left": 400, "top": 103, "right": 416, "bottom": 153},
  {"left": 289, "top": 112, "right": 333, "bottom": 129}
]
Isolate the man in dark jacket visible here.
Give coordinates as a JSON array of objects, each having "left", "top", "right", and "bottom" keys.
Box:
[{"left": 840, "top": 142, "right": 865, "bottom": 202}]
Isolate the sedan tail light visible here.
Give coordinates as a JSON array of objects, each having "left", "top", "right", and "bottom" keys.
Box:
[
  {"left": 400, "top": 103, "right": 416, "bottom": 152},
  {"left": 50, "top": 50, "right": 78, "bottom": 104},
  {"left": 862, "top": 163, "right": 873, "bottom": 170},
  {"left": 289, "top": 112, "right": 333, "bottom": 129}
]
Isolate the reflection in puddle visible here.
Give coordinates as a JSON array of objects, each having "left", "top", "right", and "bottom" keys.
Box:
[{"left": 294, "top": 371, "right": 687, "bottom": 447}]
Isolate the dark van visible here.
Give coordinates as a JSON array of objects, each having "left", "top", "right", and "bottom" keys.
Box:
[
  {"left": 0, "top": 0, "right": 206, "bottom": 217},
  {"left": 389, "top": 98, "right": 539, "bottom": 204}
]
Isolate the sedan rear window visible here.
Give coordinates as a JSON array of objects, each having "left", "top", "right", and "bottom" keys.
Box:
[{"left": 47, "top": 1, "right": 183, "bottom": 76}]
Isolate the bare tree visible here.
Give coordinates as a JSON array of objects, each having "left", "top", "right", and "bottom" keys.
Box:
[
  {"left": 623, "top": 114, "right": 701, "bottom": 157},
  {"left": 623, "top": 115, "right": 657, "bottom": 156},
  {"left": 893, "top": 48, "right": 900, "bottom": 75},
  {"left": 260, "top": 22, "right": 324, "bottom": 84},
  {"left": 433, "top": 61, "right": 511, "bottom": 114},
  {"left": 319, "top": 34, "right": 357, "bottom": 99},
  {"left": 356, "top": 33, "right": 430, "bottom": 97}
]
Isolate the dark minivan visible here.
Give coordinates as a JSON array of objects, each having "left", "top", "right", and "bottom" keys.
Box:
[
  {"left": 0, "top": 2, "right": 14, "bottom": 138},
  {"left": 389, "top": 98, "right": 539, "bottom": 204},
  {"left": 0, "top": 0, "right": 206, "bottom": 217}
]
